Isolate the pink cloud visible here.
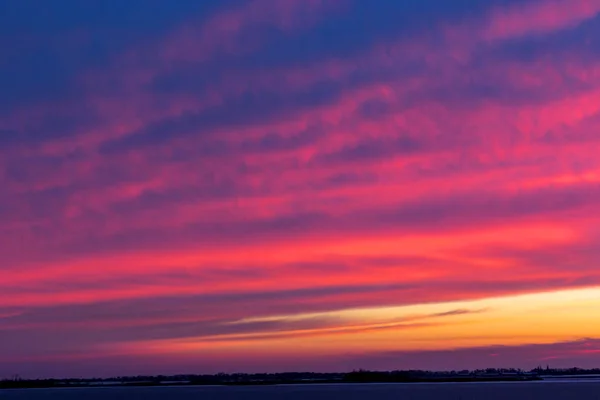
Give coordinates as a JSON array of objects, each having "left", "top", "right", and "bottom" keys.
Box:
[
  {"left": 3, "top": 0, "right": 600, "bottom": 376},
  {"left": 483, "top": 0, "right": 600, "bottom": 41}
]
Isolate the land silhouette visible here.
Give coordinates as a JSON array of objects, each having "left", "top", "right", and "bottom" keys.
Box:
[{"left": 2, "top": 366, "right": 600, "bottom": 389}]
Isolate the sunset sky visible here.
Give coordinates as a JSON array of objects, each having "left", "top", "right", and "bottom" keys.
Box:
[{"left": 2, "top": 0, "right": 600, "bottom": 378}]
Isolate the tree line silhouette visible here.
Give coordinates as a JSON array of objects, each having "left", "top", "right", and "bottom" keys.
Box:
[{"left": 2, "top": 367, "right": 600, "bottom": 389}]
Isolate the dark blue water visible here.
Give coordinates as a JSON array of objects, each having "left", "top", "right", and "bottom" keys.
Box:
[{"left": 2, "top": 381, "right": 600, "bottom": 399}]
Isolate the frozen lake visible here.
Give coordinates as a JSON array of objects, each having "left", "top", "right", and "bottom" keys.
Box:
[{"left": 2, "top": 381, "right": 600, "bottom": 400}]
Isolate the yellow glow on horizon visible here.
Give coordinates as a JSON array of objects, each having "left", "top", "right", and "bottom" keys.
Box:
[{"left": 115, "top": 286, "right": 600, "bottom": 357}]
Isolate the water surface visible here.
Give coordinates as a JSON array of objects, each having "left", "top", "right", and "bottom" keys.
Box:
[{"left": 2, "top": 382, "right": 600, "bottom": 399}]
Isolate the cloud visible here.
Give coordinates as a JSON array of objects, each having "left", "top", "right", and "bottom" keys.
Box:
[
  {"left": 3, "top": 0, "right": 600, "bottom": 377},
  {"left": 340, "top": 338, "right": 600, "bottom": 371},
  {"left": 482, "top": 0, "right": 600, "bottom": 41}
]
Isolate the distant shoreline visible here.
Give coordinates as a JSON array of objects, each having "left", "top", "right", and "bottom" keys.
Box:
[{"left": 3, "top": 369, "right": 600, "bottom": 390}]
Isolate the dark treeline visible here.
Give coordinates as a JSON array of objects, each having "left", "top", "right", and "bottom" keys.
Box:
[{"left": 2, "top": 367, "right": 600, "bottom": 389}]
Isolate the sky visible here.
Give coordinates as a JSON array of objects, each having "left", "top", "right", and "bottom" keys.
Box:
[{"left": 2, "top": 0, "right": 600, "bottom": 379}]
